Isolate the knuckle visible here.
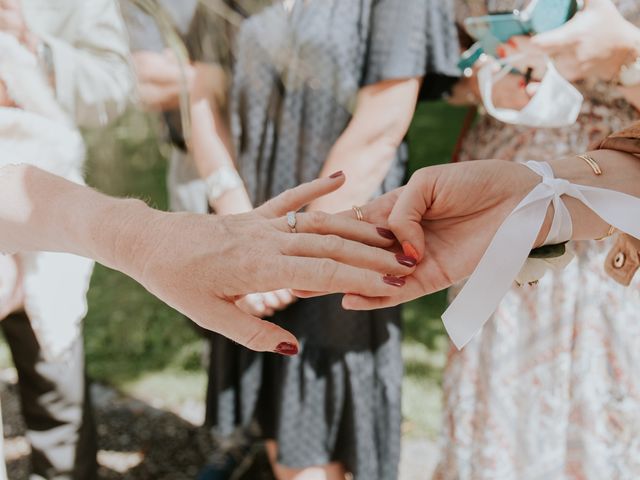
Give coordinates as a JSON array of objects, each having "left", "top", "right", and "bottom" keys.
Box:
[
  {"left": 323, "top": 234, "right": 344, "bottom": 253},
  {"left": 318, "top": 260, "right": 339, "bottom": 288},
  {"left": 386, "top": 215, "right": 403, "bottom": 232},
  {"left": 306, "top": 211, "right": 327, "bottom": 231}
]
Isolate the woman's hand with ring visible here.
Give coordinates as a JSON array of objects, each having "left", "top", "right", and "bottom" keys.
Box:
[
  {"left": 98, "top": 172, "right": 416, "bottom": 355},
  {"left": 320, "top": 161, "right": 541, "bottom": 310}
]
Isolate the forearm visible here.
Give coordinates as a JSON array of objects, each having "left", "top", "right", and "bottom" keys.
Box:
[
  {"left": 0, "top": 164, "right": 154, "bottom": 275},
  {"left": 309, "top": 78, "right": 420, "bottom": 213},
  {"left": 190, "top": 99, "right": 253, "bottom": 215},
  {"left": 536, "top": 149, "right": 640, "bottom": 244},
  {"left": 309, "top": 136, "right": 398, "bottom": 213}
]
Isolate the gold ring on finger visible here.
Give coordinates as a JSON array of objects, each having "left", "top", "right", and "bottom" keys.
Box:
[{"left": 352, "top": 205, "right": 364, "bottom": 222}]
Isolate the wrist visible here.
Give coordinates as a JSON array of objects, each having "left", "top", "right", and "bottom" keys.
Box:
[
  {"left": 80, "top": 195, "right": 157, "bottom": 276},
  {"left": 546, "top": 150, "right": 640, "bottom": 241},
  {"left": 211, "top": 187, "right": 253, "bottom": 215}
]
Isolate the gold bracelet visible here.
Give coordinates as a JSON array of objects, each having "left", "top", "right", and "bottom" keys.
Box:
[
  {"left": 577, "top": 154, "right": 603, "bottom": 176},
  {"left": 596, "top": 225, "right": 616, "bottom": 241}
]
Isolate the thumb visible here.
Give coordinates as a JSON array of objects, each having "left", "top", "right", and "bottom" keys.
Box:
[
  {"left": 196, "top": 300, "right": 299, "bottom": 355},
  {"left": 387, "top": 170, "right": 430, "bottom": 262}
]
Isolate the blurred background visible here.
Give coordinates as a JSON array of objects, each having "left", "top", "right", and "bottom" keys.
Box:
[{"left": 0, "top": 101, "right": 468, "bottom": 479}]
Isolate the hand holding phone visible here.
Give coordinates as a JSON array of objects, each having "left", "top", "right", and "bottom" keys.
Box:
[
  {"left": 529, "top": 0, "right": 639, "bottom": 82},
  {"left": 463, "top": 0, "right": 579, "bottom": 58}
]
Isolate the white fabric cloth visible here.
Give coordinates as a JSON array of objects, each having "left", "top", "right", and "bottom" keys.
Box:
[
  {"left": 443, "top": 160, "right": 640, "bottom": 349},
  {"left": 20, "top": 0, "right": 133, "bottom": 128},
  {"left": 0, "top": 32, "right": 93, "bottom": 360}
]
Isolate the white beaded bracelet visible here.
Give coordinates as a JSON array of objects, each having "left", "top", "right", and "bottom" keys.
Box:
[{"left": 205, "top": 166, "right": 244, "bottom": 203}]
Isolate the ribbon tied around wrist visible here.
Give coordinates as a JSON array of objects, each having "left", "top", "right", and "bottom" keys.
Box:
[{"left": 443, "top": 160, "right": 640, "bottom": 350}]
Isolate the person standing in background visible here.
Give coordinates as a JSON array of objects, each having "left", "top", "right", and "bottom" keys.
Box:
[
  {"left": 435, "top": 1, "right": 640, "bottom": 479},
  {"left": 124, "top": 1, "right": 458, "bottom": 478},
  {"left": 203, "top": 2, "right": 458, "bottom": 479},
  {"left": 0, "top": 1, "right": 133, "bottom": 478}
]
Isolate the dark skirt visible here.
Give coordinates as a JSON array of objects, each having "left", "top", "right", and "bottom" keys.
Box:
[{"left": 206, "top": 294, "right": 403, "bottom": 480}]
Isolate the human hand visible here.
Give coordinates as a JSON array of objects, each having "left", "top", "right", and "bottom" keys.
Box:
[
  {"left": 0, "top": 0, "right": 38, "bottom": 52},
  {"left": 108, "top": 173, "right": 415, "bottom": 354},
  {"left": 131, "top": 49, "right": 195, "bottom": 112},
  {"left": 502, "top": 0, "right": 640, "bottom": 83},
  {"left": 236, "top": 290, "right": 296, "bottom": 318},
  {"left": 332, "top": 161, "right": 541, "bottom": 310}
]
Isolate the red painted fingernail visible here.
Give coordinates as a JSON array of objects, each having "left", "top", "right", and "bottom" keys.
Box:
[
  {"left": 383, "top": 275, "right": 406, "bottom": 287},
  {"left": 396, "top": 254, "right": 417, "bottom": 267},
  {"left": 518, "top": 78, "right": 526, "bottom": 89},
  {"left": 377, "top": 227, "right": 396, "bottom": 240},
  {"left": 507, "top": 38, "right": 517, "bottom": 48},
  {"left": 402, "top": 241, "right": 419, "bottom": 261},
  {"left": 496, "top": 46, "right": 506, "bottom": 58},
  {"left": 329, "top": 171, "right": 344, "bottom": 179},
  {"left": 274, "top": 342, "right": 298, "bottom": 356}
]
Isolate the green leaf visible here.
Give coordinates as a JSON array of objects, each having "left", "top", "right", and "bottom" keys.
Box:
[{"left": 529, "top": 242, "right": 568, "bottom": 259}]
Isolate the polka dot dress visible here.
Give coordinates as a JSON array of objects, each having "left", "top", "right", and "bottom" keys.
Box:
[{"left": 206, "top": 2, "right": 459, "bottom": 478}]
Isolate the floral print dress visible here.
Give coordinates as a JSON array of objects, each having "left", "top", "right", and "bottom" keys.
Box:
[{"left": 434, "top": 1, "right": 640, "bottom": 479}]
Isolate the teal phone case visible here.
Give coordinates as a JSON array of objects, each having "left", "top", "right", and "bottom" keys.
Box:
[
  {"left": 529, "top": 0, "right": 578, "bottom": 33},
  {"left": 461, "top": 0, "right": 578, "bottom": 63}
]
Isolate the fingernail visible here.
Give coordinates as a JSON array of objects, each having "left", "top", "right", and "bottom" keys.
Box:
[
  {"left": 376, "top": 227, "right": 396, "bottom": 240},
  {"left": 396, "top": 254, "right": 417, "bottom": 267},
  {"left": 383, "top": 275, "right": 406, "bottom": 287},
  {"left": 507, "top": 38, "right": 517, "bottom": 48},
  {"left": 518, "top": 78, "right": 526, "bottom": 89},
  {"left": 496, "top": 46, "right": 506, "bottom": 58},
  {"left": 274, "top": 342, "right": 299, "bottom": 356},
  {"left": 329, "top": 171, "right": 344, "bottom": 179},
  {"left": 402, "top": 241, "right": 419, "bottom": 261}
]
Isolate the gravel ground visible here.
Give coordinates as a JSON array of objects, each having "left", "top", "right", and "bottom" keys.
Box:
[{"left": 1, "top": 371, "right": 436, "bottom": 479}]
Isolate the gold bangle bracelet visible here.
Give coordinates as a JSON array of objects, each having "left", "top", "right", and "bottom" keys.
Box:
[
  {"left": 596, "top": 225, "right": 616, "bottom": 241},
  {"left": 577, "top": 154, "right": 603, "bottom": 176}
]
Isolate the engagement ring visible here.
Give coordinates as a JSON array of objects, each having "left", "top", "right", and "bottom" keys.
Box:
[{"left": 287, "top": 211, "right": 298, "bottom": 233}]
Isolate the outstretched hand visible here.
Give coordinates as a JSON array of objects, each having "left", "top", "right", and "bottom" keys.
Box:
[
  {"left": 333, "top": 161, "right": 541, "bottom": 310},
  {"left": 114, "top": 173, "right": 415, "bottom": 355}
]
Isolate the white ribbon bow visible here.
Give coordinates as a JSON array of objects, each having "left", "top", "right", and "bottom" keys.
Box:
[{"left": 443, "top": 160, "right": 640, "bottom": 350}]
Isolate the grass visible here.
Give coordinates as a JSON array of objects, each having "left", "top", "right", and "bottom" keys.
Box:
[{"left": 3, "top": 101, "right": 470, "bottom": 438}]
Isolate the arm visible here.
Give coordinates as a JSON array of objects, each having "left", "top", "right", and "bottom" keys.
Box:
[
  {"left": 188, "top": 62, "right": 253, "bottom": 215},
  {"left": 131, "top": 50, "right": 251, "bottom": 215},
  {"left": 0, "top": 164, "right": 414, "bottom": 350},
  {"left": 338, "top": 148, "right": 640, "bottom": 311},
  {"left": 308, "top": 77, "right": 422, "bottom": 214}
]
